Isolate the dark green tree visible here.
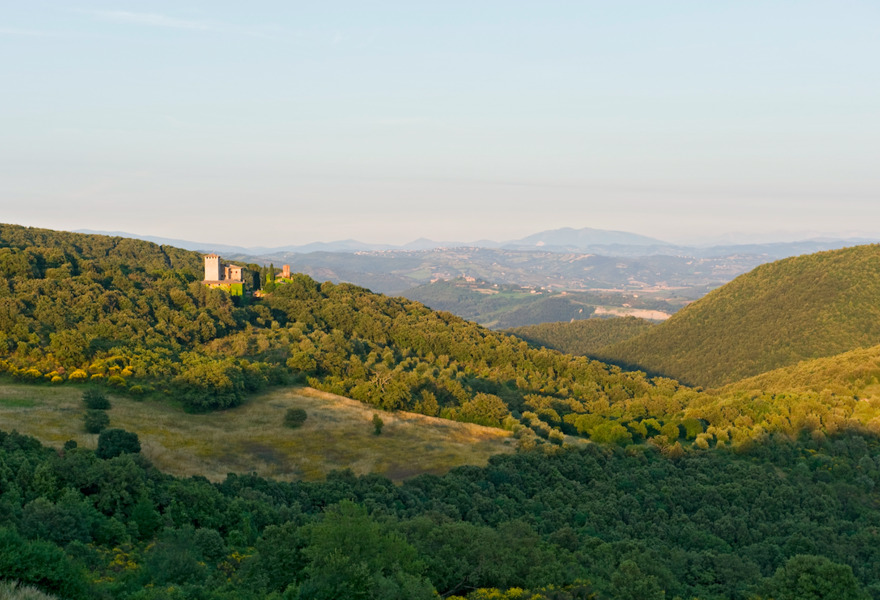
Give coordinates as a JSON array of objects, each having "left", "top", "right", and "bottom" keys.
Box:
[
  {"left": 298, "top": 501, "right": 433, "bottom": 600},
  {"left": 284, "top": 408, "right": 308, "bottom": 428},
  {"left": 83, "top": 410, "right": 110, "bottom": 434},
  {"left": 82, "top": 388, "right": 110, "bottom": 410},
  {"left": 763, "top": 555, "right": 867, "bottom": 600},
  {"left": 95, "top": 429, "right": 141, "bottom": 459}
]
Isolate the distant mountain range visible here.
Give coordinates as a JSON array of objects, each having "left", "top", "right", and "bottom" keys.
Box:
[{"left": 75, "top": 227, "right": 877, "bottom": 261}]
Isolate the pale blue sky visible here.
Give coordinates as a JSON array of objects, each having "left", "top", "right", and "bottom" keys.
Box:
[{"left": 2, "top": 1, "right": 878, "bottom": 245}]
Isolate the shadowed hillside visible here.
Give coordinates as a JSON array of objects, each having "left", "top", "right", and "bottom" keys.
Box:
[
  {"left": 599, "top": 245, "right": 880, "bottom": 387},
  {"left": 508, "top": 317, "right": 655, "bottom": 357}
]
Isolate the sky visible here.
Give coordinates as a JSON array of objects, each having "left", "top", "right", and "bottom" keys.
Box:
[{"left": 2, "top": 1, "right": 879, "bottom": 246}]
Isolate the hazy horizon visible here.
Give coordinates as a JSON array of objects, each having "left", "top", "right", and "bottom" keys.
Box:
[{"left": 3, "top": 2, "right": 878, "bottom": 246}]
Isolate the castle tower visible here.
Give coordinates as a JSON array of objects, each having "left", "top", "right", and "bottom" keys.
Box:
[{"left": 204, "top": 254, "right": 221, "bottom": 281}]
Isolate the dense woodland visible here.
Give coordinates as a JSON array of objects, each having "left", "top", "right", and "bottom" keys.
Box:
[
  {"left": 6, "top": 225, "right": 880, "bottom": 597},
  {"left": 0, "top": 427, "right": 877, "bottom": 599},
  {"left": 3, "top": 225, "right": 880, "bottom": 458},
  {"left": 598, "top": 245, "right": 880, "bottom": 387},
  {"left": 508, "top": 317, "right": 655, "bottom": 358}
]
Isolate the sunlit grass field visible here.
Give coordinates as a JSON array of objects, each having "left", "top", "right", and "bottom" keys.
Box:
[{"left": 0, "top": 383, "right": 513, "bottom": 482}]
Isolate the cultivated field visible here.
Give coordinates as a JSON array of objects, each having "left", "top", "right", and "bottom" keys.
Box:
[{"left": 0, "top": 383, "right": 513, "bottom": 482}]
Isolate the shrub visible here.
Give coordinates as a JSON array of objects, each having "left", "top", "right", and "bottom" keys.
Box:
[
  {"left": 284, "top": 408, "right": 308, "bottom": 428},
  {"left": 372, "top": 413, "right": 384, "bottom": 435},
  {"left": 21, "top": 368, "right": 43, "bottom": 381},
  {"left": 82, "top": 389, "right": 110, "bottom": 410},
  {"left": 83, "top": 410, "right": 110, "bottom": 434},
  {"left": 0, "top": 528, "right": 89, "bottom": 599},
  {"left": 172, "top": 356, "right": 246, "bottom": 411},
  {"left": 96, "top": 429, "right": 140, "bottom": 459},
  {"left": 107, "top": 375, "right": 126, "bottom": 388},
  {"left": 68, "top": 369, "right": 88, "bottom": 382}
]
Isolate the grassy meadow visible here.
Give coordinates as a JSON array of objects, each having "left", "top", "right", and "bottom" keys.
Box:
[{"left": 0, "top": 383, "right": 513, "bottom": 482}]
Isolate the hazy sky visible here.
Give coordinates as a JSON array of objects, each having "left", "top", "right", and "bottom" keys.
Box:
[{"left": 2, "top": 1, "right": 879, "bottom": 246}]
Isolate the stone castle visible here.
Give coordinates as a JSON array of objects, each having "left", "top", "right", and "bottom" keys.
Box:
[
  {"left": 202, "top": 254, "right": 292, "bottom": 295},
  {"left": 203, "top": 254, "right": 242, "bottom": 285}
]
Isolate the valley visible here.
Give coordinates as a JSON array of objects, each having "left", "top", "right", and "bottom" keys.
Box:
[
  {"left": 402, "top": 277, "right": 681, "bottom": 328},
  {"left": 4, "top": 224, "right": 880, "bottom": 599},
  {"left": 6, "top": 3, "right": 878, "bottom": 597}
]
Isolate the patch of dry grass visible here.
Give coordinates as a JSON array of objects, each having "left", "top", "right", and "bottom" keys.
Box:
[{"left": 0, "top": 384, "right": 513, "bottom": 482}]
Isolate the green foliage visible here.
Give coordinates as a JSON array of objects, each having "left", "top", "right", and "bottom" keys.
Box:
[
  {"left": 298, "top": 501, "right": 434, "bottom": 600},
  {"left": 8, "top": 226, "right": 880, "bottom": 449},
  {"left": 0, "top": 527, "right": 89, "bottom": 599},
  {"left": 284, "top": 408, "right": 308, "bottom": 428},
  {"left": 508, "top": 316, "right": 655, "bottom": 357},
  {"left": 96, "top": 428, "right": 141, "bottom": 459},
  {"left": 81, "top": 388, "right": 110, "bottom": 410},
  {"left": 3, "top": 427, "right": 880, "bottom": 598},
  {"left": 83, "top": 409, "right": 110, "bottom": 434},
  {"left": 372, "top": 414, "right": 384, "bottom": 435},
  {"left": 600, "top": 244, "right": 880, "bottom": 387},
  {"left": 763, "top": 555, "right": 868, "bottom": 600},
  {"left": 721, "top": 343, "right": 880, "bottom": 398},
  {"left": 172, "top": 355, "right": 247, "bottom": 411}
]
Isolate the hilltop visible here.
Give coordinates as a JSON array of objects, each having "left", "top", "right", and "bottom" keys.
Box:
[{"left": 599, "top": 244, "right": 880, "bottom": 387}]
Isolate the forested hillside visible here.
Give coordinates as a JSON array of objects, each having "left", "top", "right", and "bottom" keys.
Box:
[
  {"left": 599, "top": 245, "right": 880, "bottom": 387},
  {"left": 7, "top": 226, "right": 880, "bottom": 598},
  {"left": 0, "top": 225, "right": 697, "bottom": 446},
  {"left": 1, "top": 428, "right": 878, "bottom": 599},
  {"left": 6, "top": 225, "right": 880, "bottom": 453},
  {"left": 508, "top": 317, "right": 655, "bottom": 357},
  {"left": 720, "top": 344, "right": 880, "bottom": 398}
]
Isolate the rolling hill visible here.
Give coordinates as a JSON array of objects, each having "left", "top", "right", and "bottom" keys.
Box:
[
  {"left": 718, "top": 344, "right": 880, "bottom": 399},
  {"left": 7, "top": 225, "right": 880, "bottom": 599},
  {"left": 7, "top": 224, "right": 880, "bottom": 464},
  {"left": 404, "top": 278, "right": 680, "bottom": 329},
  {"left": 0, "top": 224, "right": 704, "bottom": 446},
  {"left": 508, "top": 317, "right": 656, "bottom": 356},
  {"left": 598, "top": 244, "right": 880, "bottom": 387}
]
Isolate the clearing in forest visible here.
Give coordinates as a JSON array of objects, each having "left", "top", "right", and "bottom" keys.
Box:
[{"left": 0, "top": 384, "right": 513, "bottom": 482}]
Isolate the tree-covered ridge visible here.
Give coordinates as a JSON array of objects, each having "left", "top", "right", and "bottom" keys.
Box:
[
  {"left": 718, "top": 344, "right": 880, "bottom": 398},
  {"left": 0, "top": 224, "right": 281, "bottom": 409},
  {"left": 0, "top": 428, "right": 877, "bottom": 599},
  {"left": 598, "top": 244, "right": 880, "bottom": 388},
  {"left": 0, "top": 225, "right": 723, "bottom": 440},
  {"left": 6, "top": 224, "right": 880, "bottom": 451},
  {"left": 507, "top": 316, "right": 655, "bottom": 357}
]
